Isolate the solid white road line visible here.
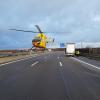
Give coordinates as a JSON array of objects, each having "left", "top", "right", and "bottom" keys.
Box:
[
  {"left": 0, "top": 56, "right": 34, "bottom": 67},
  {"left": 31, "top": 61, "right": 39, "bottom": 67},
  {"left": 59, "top": 62, "right": 63, "bottom": 67},
  {"left": 71, "top": 57, "right": 100, "bottom": 70}
]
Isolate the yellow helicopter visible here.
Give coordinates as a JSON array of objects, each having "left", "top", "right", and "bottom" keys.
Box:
[{"left": 10, "top": 25, "right": 54, "bottom": 50}]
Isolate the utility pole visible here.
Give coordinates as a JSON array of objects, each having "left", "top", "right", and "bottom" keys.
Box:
[{"left": 81, "top": 42, "right": 83, "bottom": 48}]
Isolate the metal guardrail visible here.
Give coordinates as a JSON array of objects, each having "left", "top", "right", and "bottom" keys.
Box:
[
  {"left": 0, "top": 51, "right": 43, "bottom": 58},
  {"left": 0, "top": 52, "right": 30, "bottom": 58},
  {"left": 0, "top": 54, "right": 18, "bottom": 58}
]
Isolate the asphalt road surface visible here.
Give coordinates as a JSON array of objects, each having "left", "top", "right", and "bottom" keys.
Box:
[{"left": 0, "top": 51, "right": 100, "bottom": 100}]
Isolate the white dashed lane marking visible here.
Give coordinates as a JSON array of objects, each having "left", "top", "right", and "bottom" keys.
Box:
[
  {"left": 59, "top": 62, "right": 63, "bottom": 67},
  {"left": 31, "top": 61, "right": 39, "bottom": 67},
  {"left": 57, "top": 57, "right": 60, "bottom": 59}
]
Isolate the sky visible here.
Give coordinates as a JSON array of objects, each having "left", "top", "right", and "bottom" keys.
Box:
[{"left": 0, "top": 0, "right": 100, "bottom": 49}]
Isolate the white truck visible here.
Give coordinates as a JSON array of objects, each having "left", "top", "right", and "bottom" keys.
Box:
[{"left": 65, "top": 43, "right": 75, "bottom": 56}]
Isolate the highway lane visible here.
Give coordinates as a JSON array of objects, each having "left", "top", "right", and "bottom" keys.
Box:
[{"left": 0, "top": 51, "right": 100, "bottom": 100}]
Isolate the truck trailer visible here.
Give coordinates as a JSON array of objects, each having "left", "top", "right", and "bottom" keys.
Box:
[{"left": 65, "top": 43, "right": 75, "bottom": 56}]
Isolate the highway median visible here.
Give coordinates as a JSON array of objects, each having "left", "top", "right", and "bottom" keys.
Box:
[{"left": 0, "top": 50, "right": 45, "bottom": 64}]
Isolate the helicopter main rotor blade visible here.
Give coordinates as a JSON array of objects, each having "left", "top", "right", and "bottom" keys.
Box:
[
  {"left": 9, "top": 29, "right": 71, "bottom": 34},
  {"left": 35, "top": 25, "right": 43, "bottom": 33},
  {"left": 9, "top": 29, "right": 39, "bottom": 33}
]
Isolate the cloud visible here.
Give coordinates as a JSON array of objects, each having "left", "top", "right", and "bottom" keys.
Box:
[
  {"left": 0, "top": 0, "right": 100, "bottom": 49},
  {"left": 92, "top": 15, "right": 100, "bottom": 22}
]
